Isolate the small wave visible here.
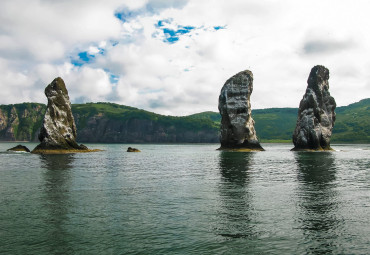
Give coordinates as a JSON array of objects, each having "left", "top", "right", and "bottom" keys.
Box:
[{"left": 219, "top": 233, "right": 250, "bottom": 239}]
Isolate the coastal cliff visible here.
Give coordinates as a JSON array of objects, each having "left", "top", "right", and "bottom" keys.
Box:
[
  {"left": 73, "top": 103, "right": 219, "bottom": 143},
  {"left": 0, "top": 103, "right": 45, "bottom": 141}
]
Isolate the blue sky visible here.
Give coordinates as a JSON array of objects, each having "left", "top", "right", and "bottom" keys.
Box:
[{"left": 0, "top": 0, "right": 369, "bottom": 115}]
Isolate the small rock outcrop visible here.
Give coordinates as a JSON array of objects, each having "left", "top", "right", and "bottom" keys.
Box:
[
  {"left": 127, "top": 147, "right": 140, "bottom": 152},
  {"left": 32, "top": 77, "right": 94, "bottom": 154},
  {"left": 292, "top": 65, "right": 336, "bottom": 151},
  {"left": 218, "top": 70, "right": 264, "bottom": 151},
  {"left": 7, "top": 144, "right": 30, "bottom": 152}
]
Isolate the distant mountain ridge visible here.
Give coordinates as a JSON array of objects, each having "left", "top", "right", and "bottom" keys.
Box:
[{"left": 0, "top": 98, "right": 369, "bottom": 143}]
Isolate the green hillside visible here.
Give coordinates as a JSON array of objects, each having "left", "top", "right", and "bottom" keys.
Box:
[
  {"left": 253, "top": 108, "right": 298, "bottom": 142},
  {"left": 332, "top": 98, "right": 370, "bottom": 143},
  {"left": 179, "top": 99, "right": 370, "bottom": 143},
  {"left": 187, "top": 108, "right": 297, "bottom": 142},
  {"left": 73, "top": 103, "right": 219, "bottom": 133},
  {"left": 253, "top": 99, "right": 369, "bottom": 143},
  {"left": 0, "top": 99, "right": 369, "bottom": 143}
]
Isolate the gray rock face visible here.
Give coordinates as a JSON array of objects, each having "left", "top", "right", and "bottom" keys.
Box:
[
  {"left": 218, "top": 70, "right": 264, "bottom": 150},
  {"left": 292, "top": 65, "right": 336, "bottom": 151},
  {"left": 32, "top": 77, "right": 87, "bottom": 153}
]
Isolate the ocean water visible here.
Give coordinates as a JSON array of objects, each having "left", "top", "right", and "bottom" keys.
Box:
[{"left": 0, "top": 143, "right": 369, "bottom": 254}]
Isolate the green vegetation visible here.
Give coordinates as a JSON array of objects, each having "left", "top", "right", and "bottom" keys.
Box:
[
  {"left": 0, "top": 99, "right": 369, "bottom": 143},
  {"left": 188, "top": 111, "right": 222, "bottom": 122},
  {"left": 253, "top": 108, "right": 298, "bottom": 142},
  {"left": 332, "top": 98, "right": 370, "bottom": 143},
  {"left": 185, "top": 99, "right": 370, "bottom": 143},
  {"left": 0, "top": 103, "right": 45, "bottom": 141},
  {"left": 17, "top": 103, "right": 46, "bottom": 140},
  {"left": 72, "top": 103, "right": 219, "bottom": 133}
]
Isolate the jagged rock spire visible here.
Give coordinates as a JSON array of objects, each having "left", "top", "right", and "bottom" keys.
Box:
[
  {"left": 292, "top": 65, "right": 336, "bottom": 151},
  {"left": 32, "top": 77, "right": 88, "bottom": 153}
]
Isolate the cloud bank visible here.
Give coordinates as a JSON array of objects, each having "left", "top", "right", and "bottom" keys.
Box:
[{"left": 0, "top": 0, "right": 369, "bottom": 115}]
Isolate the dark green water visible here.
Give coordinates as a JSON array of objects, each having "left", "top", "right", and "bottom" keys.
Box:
[{"left": 0, "top": 143, "right": 369, "bottom": 254}]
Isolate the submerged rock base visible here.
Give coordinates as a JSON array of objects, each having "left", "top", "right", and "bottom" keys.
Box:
[
  {"left": 31, "top": 143, "right": 101, "bottom": 154},
  {"left": 217, "top": 145, "right": 264, "bottom": 152},
  {"left": 217, "top": 140, "right": 264, "bottom": 152},
  {"left": 290, "top": 146, "right": 334, "bottom": 152},
  {"left": 31, "top": 147, "right": 101, "bottom": 154}
]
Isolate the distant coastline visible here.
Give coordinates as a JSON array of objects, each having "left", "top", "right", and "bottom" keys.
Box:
[{"left": 0, "top": 98, "right": 369, "bottom": 144}]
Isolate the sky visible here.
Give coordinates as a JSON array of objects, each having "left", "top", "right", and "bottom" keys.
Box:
[{"left": 0, "top": 0, "right": 369, "bottom": 115}]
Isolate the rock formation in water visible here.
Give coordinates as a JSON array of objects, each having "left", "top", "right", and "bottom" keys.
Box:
[
  {"left": 7, "top": 144, "right": 30, "bottom": 152},
  {"left": 218, "top": 70, "right": 264, "bottom": 151},
  {"left": 292, "top": 65, "right": 336, "bottom": 151},
  {"left": 127, "top": 147, "right": 141, "bottom": 152},
  {"left": 32, "top": 77, "right": 92, "bottom": 153}
]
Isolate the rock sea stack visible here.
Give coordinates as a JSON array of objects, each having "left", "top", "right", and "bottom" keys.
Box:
[
  {"left": 218, "top": 70, "right": 264, "bottom": 151},
  {"left": 7, "top": 144, "right": 30, "bottom": 152},
  {"left": 292, "top": 65, "right": 336, "bottom": 151},
  {"left": 32, "top": 77, "right": 97, "bottom": 154},
  {"left": 127, "top": 147, "right": 140, "bottom": 152}
]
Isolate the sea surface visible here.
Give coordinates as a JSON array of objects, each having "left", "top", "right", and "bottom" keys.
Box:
[{"left": 0, "top": 143, "right": 369, "bottom": 254}]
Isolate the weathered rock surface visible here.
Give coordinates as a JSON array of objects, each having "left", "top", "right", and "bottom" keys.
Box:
[
  {"left": 127, "top": 147, "right": 140, "bottom": 152},
  {"left": 218, "top": 70, "right": 264, "bottom": 151},
  {"left": 292, "top": 65, "right": 336, "bottom": 151},
  {"left": 32, "top": 77, "right": 93, "bottom": 154},
  {"left": 7, "top": 144, "right": 30, "bottom": 152}
]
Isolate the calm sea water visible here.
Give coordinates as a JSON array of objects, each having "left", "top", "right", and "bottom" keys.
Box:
[{"left": 0, "top": 143, "right": 369, "bottom": 254}]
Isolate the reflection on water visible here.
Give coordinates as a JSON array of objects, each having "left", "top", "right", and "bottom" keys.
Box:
[
  {"left": 40, "top": 154, "right": 74, "bottom": 171},
  {"left": 219, "top": 152, "right": 252, "bottom": 185},
  {"left": 217, "top": 152, "right": 255, "bottom": 239},
  {"left": 1, "top": 144, "right": 369, "bottom": 254},
  {"left": 40, "top": 154, "right": 75, "bottom": 254},
  {"left": 295, "top": 152, "right": 343, "bottom": 254}
]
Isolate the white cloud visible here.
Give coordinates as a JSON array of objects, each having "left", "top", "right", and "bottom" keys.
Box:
[
  {"left": 0, "top": 0, "right": 369, "bottom": 115},
  {"left": 0, "top": 0, "right": 122, "bottom": 64}
]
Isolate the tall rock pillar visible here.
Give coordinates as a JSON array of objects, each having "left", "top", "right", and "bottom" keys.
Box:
[
  {"left": 292, "top": 65, "right": 336, "bottom": 151},
  {"left": 218, "top": 70, "right": 264, "bottom": 151},
  {"left": 32, "top": 77, "right": 89, "bottom": 153}
]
